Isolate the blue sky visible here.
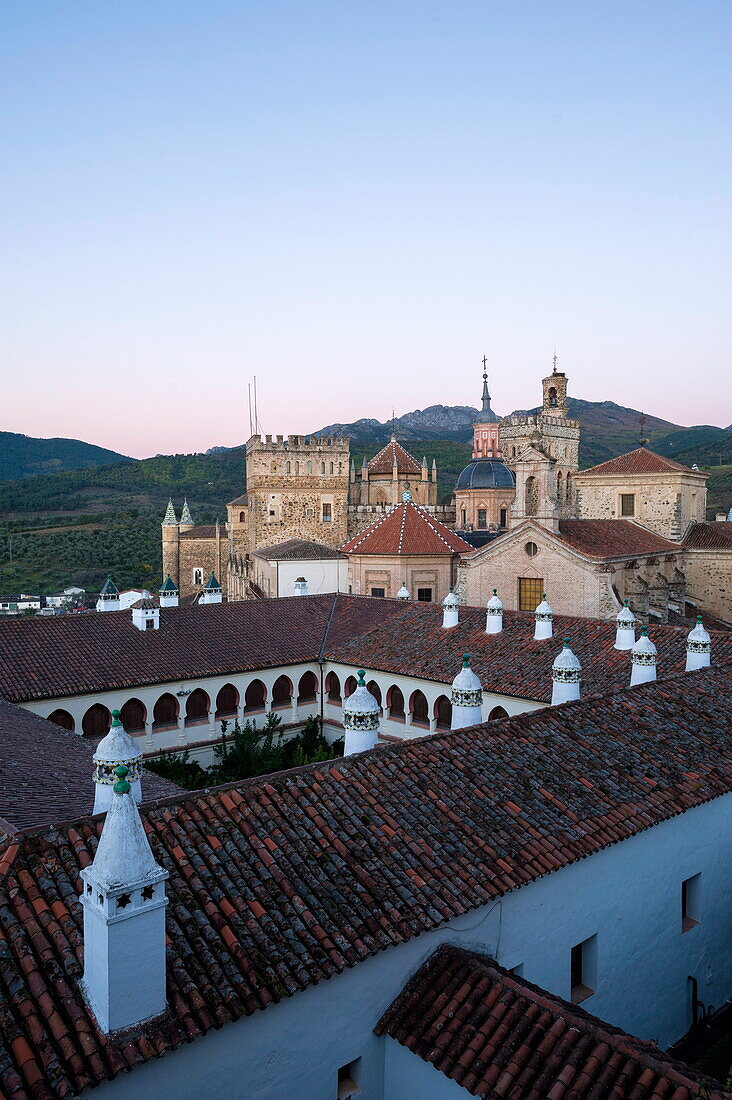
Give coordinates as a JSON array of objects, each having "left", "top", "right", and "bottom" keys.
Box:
[{"left": 1, "top": 1, "right": 730, "bottom": 456}]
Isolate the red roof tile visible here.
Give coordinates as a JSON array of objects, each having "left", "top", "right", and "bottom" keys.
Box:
[
  {"left": 367, "top": 438, "right": 422, "bottom": 475},
  {"left": 684, "top": 522, "right": 732, "bottom": 550},
  {"left": 556, "top": 519, "right": 680, "bottom": 559},
  {"left": 577, "top": 447, "right": 704, "bottom": 477},
  {"left": 377, "top": 945, "right": 728, "bottom": 1098},
  {"left": 1, "top": 669, "right": 731, "bottom": 1097},
  {"left": 341, "top": 501, "right": 474, "bottom": 556}
]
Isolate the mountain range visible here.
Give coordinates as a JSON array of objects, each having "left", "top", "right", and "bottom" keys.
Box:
[{"left": 0, "top": 431, "right": 128, "bottom": 481}]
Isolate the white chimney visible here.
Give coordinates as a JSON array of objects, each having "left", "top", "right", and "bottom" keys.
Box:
[
  {"left": 131, "top": 598, "right": 159, "bottom": 631},
  {"left": 686, "top": 616, "right": 711, "bottom": 671},
  {"left": 93, "top": 710, "right": 142, "bottom": 814},
  {"left": 96, "top": 576, "right": 120, "bottom": 613},
  {"left": 614, "top": 601, "right": 636, "bottom": 650},
  {"left": 158, "top": 574, "right": 179, "bottom": 608},
  {"left": 450, "top": 654, "right": 483, "bottom": 730},
  {"left": 630, "top": 627, "right": 657, "bottom": 685},
  {"left": 294, "top": 576, "right": 308, "bottom": 596},
  {"left": 397, "top": 583, "right": 411, "bottom": 601},
  {"left": 533, "top": 593, "right": 553, "bottom": 641},
  {"left": 551, "top": 639, "right": 581, "bottom": 705},
  {"left": 485, "top": 589, "right": 503, "bottom": 634},
  {"left": 343, "top": 670, "right": 381, "bottom": 755},
  {"left": 200, "top": 572, "right": 223, "bottom": 605},
  {"left": 442, "top": 589, "right": 459, "bottom": 628},
  {"left": 80, "top": 765, "right": 168, "bottom": 1034}
]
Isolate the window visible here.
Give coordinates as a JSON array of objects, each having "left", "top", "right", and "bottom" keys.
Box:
[
  {"left": 461, "top": 508, "right": 466, "bottom": 527},
  {"left": 524, "top": 541, "right": 538, "bottom": 557},
  {"left": 193, "top": 568, "right": 204, "bottom": 585},
  {"left": 518, "top": 577, "right": 544, "bottom": 611},
  {"left": 322, "top": 502, "right": 332, "bottom": 522},
  {"left": 371, "top": 586, "right": 385, "bottom": 597},
  {"left": 499, "top": 507, "right": 507, "bottom": 527},
  {"left": 337, "top": 1058, "right": 361, "bottom": 1099},
  {"left": 621, "top": 493, "right": 635, "bottom": 517},
  {"left": 570, "top": 935, "right": 597, "bottom": 1004},
  {"left": 417, "top": 588, "right": 432, "bottom": 602},
  {"left": 682, "top": 874, "right": 701, "bottom": 932},
  {"left": 477, "top": 509, "right": 487, "bottom": 528}
]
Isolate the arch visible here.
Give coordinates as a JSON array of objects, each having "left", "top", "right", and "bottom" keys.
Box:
[
  {"left": 286, "top": 461, "right": 291, "bottom": 475},
  {"left": 306, "top": 460, "right": 313, "bottom": 475},
  {"left": 565, "top": 472, "right": 572, "bottom": 506},
  {"left": 298, "top": 671, "right": 318, "bottom": 704},
  {"left": 556, "top": 470, "right": 564, "bottom": 503},
  {"left": 373, "top": 490, "right": 388, "bottom": 505},
  {"left": 321, "top": 461, "right": 326, "bottom": 475},
  {"left": 120, "top": 697, "right": 146, "bottom": 733},
  {"left": 325, "top": 671, "right": 341, "bottom": 703},
  {"left": 272, "top": 675, "right": 293, "bottom": 708},
  {"left": 215, "top": 683, "right": 239, "bottom": 719},
  {"left": 344, "top": 675, "right": 358, "bottom": 699},
  {"left": 193, "top": 567, "right": 204, "bottom": 585},
  {"left": 330, "top": 462, "right": 334, "bottom": 475},
  {"left": 525, "top": 476, "right": 538, "bottom": 517},
  {"left": 367, "top": 680, "right": 382, "bottom": 708},
  {"left": 410, "top": 689, "right": 429, "bottom": 727},
  {"left": 82, "top": 703, "right": 111, "bottom": 739},
  {"left": 295, "top": 461, "right": 300, "bottom": 475},
  {"left": 239, "top": 511, "right": 246, "bottom": 523},
  {"left": 48, "top": 708, "right": 74, "bottom": 732},
  {"left": 153, "top": 692, "right": 179, "bottom": 729},
  {"left": 244, "top": 679, "right": 266, "bottom": 713},
  {"left": 434, "top": 695, "right": 452, "bottom": 730},
  {"left": 185, "top": 688, "right": 210, "bottom": 724},
  {"left": 387, "top": 685, "right": 405, "bottom": 720},
  {"left": 489, "top": 705, "right": 508, "bottom": 721},
  {"left": 547, "top": 385, "right": 558, "bottom": 407}
]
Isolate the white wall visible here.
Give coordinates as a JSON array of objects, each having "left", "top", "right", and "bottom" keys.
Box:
[
  {"left": 276, "top": 557, "right": 348, "bottom": 597},
  {"left": 90, "top": 792, "right": 732, "bottom": 1100},
  {"left": 385, "top": 1040, "right": 468, "bottom": 1100}
]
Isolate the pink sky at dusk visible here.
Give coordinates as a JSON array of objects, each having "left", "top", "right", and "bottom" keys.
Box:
[{"left": 1, "top": 2, "right": 730, "bottom": 460}]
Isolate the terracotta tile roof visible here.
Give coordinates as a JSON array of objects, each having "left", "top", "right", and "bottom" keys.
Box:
[
  {"left": 1, "top": 668, "right": 731, "bottom": 1097},
  {"left": 576, "top": 447, "right": 704, "bottom": 477},
  {"left": 340, "top": 501, "right": 474, "bottom": 556},
  {"left": 377, "top": 944, "right": 728, "bottom": 1099},
  {"left": 178, "top": 524, "right": 227, "bottom": 539},
  {"left": 328, "top": 602, "right": 732, "bottom": 702},
  {"left": 684, "top": 522, "right": 732, "bottom": 550},
  {"left": 0, "top": 702, "right": 179, "bottom": 834},
  {"left": 556, "top": 519, "right": 680, "bottom": 559},
  {"left": 227, "top": 492, "right": 248, "bottom": 507},
  {"left": 367, "top": 438, "right": 422, "bottom": 475},
  {"left": 253, "top": 538, "right": 345, "bottom": 561},
  {"left": 0, "top": 595, "right": 407, "bottom": 703}
]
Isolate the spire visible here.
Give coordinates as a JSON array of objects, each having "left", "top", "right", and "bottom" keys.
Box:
[
  {"left": 551, "top": 638, "right": 581, "bottom": 705},
  {"left": 614, "top": 600, "right": 637, "bottom": 651},
  {"left": 179, "top": 498, "right": 194, "bottom": 526},
  {"left": 450, "top": 654, "right": 483, "bottom": 730},
  {"left": 93, "top": 710, "right": 142, "bottom": 813},
  {"left": 474, "top": 355, "right": 499, "bottom": 424},
  {"left": 343, "top": 670, "right": 381, "bottom": 755},
  {"left": 685, "top": 615, "right": 711, "bottom": 672},
  {"left": 80, "top": 765, "right": 168, "bottom": 1033},
  {"left": 630, "top": 627, "right": 657, "bottom": 686},
  {"left": 533, "top": 593, "right": 553, "bottom": 641},
  {"left": 442, "top": 587, "right": 459, "bottom": 628},
  {"left": 485, "top": 588, "right": 503, "bottom": 634},
  {"left": 162, "top": 498, "right": 178, "bottom": 525}
]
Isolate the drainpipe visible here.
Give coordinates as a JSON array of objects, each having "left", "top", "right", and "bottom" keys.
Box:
[{"left": 317, "top": 593, "right": 339, "bottom": 735}]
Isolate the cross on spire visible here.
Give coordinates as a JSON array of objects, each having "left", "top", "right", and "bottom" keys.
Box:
[
  {"left": 553, "top": 348, "right": 558, "bottom": 374},
  {"left": 481, "top": 354, "right": 488, "bottom": 379}
]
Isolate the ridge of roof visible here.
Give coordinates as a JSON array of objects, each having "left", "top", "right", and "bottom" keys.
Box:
[
  {"left": 577, "top": 447, "right": 705, "bottom": 478},
  {"left": 556, "top": 518, "right": 680, "bottom": 560},
  {"left": 341, "top": 501, "right": 474, "bottom": 556},
  {"left": 367, "top": 438, "right": 422, "bottom": 475}
]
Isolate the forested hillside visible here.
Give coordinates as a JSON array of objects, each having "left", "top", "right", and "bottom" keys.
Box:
[{"left": 0, "top": 431, "right": 127, "bottom": 480}]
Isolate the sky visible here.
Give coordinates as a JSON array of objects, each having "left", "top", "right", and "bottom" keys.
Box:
[{"left": 1, "top": 1, "right": 730, "bottom": 458}]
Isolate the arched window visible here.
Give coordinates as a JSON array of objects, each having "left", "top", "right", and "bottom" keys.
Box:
[
  {"left": 306, "top": 460, "right": 312, "bottom": 475},
  {"left": 153, "top": 693, "right": 179, "bottom": 729},
  {"left": 185, "top": 688, "right": 210, "bottom": 724},
  {"left": 297, "top": 671, "right": 318, "bottom": 704},
  {"left": 387, "top": 685, "right": 405, "bottom": 720},
  {"left": 367, "top": 680, "right": 382, "bottom": 709},
  {"left": 321, "top": 462, "right": 326, "bottom": 474},
  {"left": 330, "top": 462, "right": 334, "bottom": 475},
  {"left": 565, "top": 473, "right": 572, "bottom": 506},
  {"left": 525, "top": 476, "right": 538, "bottom": 517},
  {"left": 511, "top": 446, "right": 516, "bottom": 458},
  {"left": 295, "top": 461, "right": 300, "bottom": 475},
  {"left": 489, "top": 705, "right": 508, "bottom": 721},
  {"left": 120, "top": 698, "right": 146, "bottom": 733},
  {"left": 344, "top": 675, "right": 357, "bottom": 699},
  {"left": 548, "top": 386, "right": 558, "bottom": 407},
  {"left": 410, "top": 690, "right": 429, "bottom": 727},
  {"left": 326, "top": 672, "right": 341, "bottom": 703},
  {"left": 286, "top": 461, "right": 291, "bottom": 475},
  {"left": 244, "top": 680, "right": 266, "bottom": 713},
  {"left": 48, "top": 708, "right": 74, "bottom": 732},
  {"left": 272, "top": 675, "right": 293, "bottom": 708},
  {"left": 82, "top": 703, "right": 111, "bottom": 739},
  {"left": 215, "top": 683, "right": 239, "bottom": 719},
  {"left": 556, "top": 470, "right": 564, "bottom": 503},
  {"left": 239, "top": 511, "right": 246, "bottom": 523},
  {"left": 434, "top": 695, "right": 452, "bottom": 730},
  {"left": 193, "top": 567, "right": 204, "bottom": 585}
]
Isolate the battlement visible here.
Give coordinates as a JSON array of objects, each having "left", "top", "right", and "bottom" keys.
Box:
[
  {"left": 501, "top": 413, "right": 580, "bottom": 431},
  {"left": 247, "top": 434, "right": 350, "bottom": 453}
]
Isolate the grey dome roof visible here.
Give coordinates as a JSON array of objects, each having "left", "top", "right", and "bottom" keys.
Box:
[{"left": 455, "top": 459, "right": 515, "bottom": 492}]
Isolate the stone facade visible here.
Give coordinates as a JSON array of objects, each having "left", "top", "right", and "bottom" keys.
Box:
[
  {"left": 347, "top": 553, "right": 457, "bottom": 603},
  {"left": 162, "top": 524, "right": 230, "bottom": 601},
  {"left": 575, "top": 470, "right": 707, "bottom": 540},
  {"left": 683, "top": 545, "right": 732, "bottom": 624}
]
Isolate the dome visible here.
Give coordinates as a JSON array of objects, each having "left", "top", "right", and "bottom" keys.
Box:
[
  {"left": 343, "top": 671, "right": 380, "bottom": 723},
  {"left": 486, "top": 589, "right": 502, "bottom": 611},
  {"left": 632, "top": 628, "right": 657, "bottom": 659},
  {"left": 552, "top": 640, "right": 581, "bottom": 673},
  {"left": 616, "top": 601, "right": 636, "bottom": 625},
  {"left": 455, "top": 459, "right": 515, "bottom": 492},
  {"left": 687, "top": 616, "right": 711, "bottom": 648}
]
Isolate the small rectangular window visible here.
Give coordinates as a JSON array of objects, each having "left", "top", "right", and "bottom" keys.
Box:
[
  {"left": 682, "top": 874, "right": 701, "bottom": 932},
  {"left": 370, "top": 587, "right": 385, "bottom": 598},
  {"left": 477, "top": 508, "right": 487, "bottom": 528},
  {"left": 322, "top": 502, "right": 332, "bottom": 522},
  {"left": 337, "top": 1058, "right": 362, "bottom": 1099},
  {"left": 417, "top": 588, "right": 432, "bottom": 602},
  {"left": 620, "top": 493, "right": 635, "bottom": 517},
  {"left": 570, "top": 934, "right": 597, "bottom": 1004}
]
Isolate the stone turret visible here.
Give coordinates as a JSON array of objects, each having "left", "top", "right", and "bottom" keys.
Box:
[
  {"left": 630, "top": 627, "right": 657, "bottom": 686},
  {"left": 685, "top": 616, "right": 711, "bottom": 672},
  {"left": 80, "top": 765, "right": 168, "bottom": 1034},
  {"left": 93, "top": 710, "right": 142, "bottom": 813},
  {"left": 450, "top": 654, "right": 483, "bottom": 730},
  {"left": 485, "top": 589, "right": 503, "bottom": 634},
  {"left": 161, "top": 502, "right": 180, "bottom": 587},
  {"left": 614, "top": 601, "right": 636, "bottom": 650},
  {"left": 551, "top": 638, "right": 581, "bottom": 705},
  {"left": 533, "top": 594, "right": 553, "bottom": 641},
  {"left": 343, "top": 670, "right": 381, "bottom": 755},
  {"left": 442, "top": 588, "right": 459, "bottom": 628}
]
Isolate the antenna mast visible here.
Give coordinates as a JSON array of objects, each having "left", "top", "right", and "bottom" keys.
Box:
[{"left": 248, "top": 383, "right": 253, "bottom": 438}]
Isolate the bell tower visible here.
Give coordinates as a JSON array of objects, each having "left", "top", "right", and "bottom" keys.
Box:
[{"left": 542, "top": 353, "right": 569, "bottom": 417}]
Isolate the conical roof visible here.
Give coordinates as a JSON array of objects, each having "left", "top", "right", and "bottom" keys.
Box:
[
  {"left": 616, "top": 600, "right": 636, "bottom": 625},
  {"left": 552, "top": 639, "right": 581, "bottom": 672},
  {"left": 367, "top": 439, "right": 422, "bottom": 476},
  {"left": 632, "top": 628, "right": 657, "bottom": 658},
  {"left": 93, "top": 710, "right": 141, "bottom": 768},
  {"left": 443, "top": 589, "right": 459, "bottom": 608},
  {"left": 162, "top": 499, "right": 178, "bottom": 525},
  {"left": 535, "top": 594, "right": 553, "bottom": 618},
  {"left": 687, "top": 616, "right": 711, "bottom": 647},
  {"left": 180, "top": 498, "right": 194, "bottom": 525},
  {"left": 204, "top": 571, "right": 221, "bottom": 590},
  {"left": 99, "top": 576, "right": 119, "bottom": 596},
  {"left": 397, "top": 584, "right": 410, "bottom": 600},
  {"left": 89, "top": 767, "right": 162, "bottom": 890},
  {"left": 159, "top": 574, "right": 179, "bottom": 593},
  {"left": 474, "top": 369, "right": 499, "bottom": 424},
  {"left": 486, "top": 589, "right": 502, "bottom": 611},
  {"left": 451, "top": 654, "right": 482, "bottom": 693}
]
